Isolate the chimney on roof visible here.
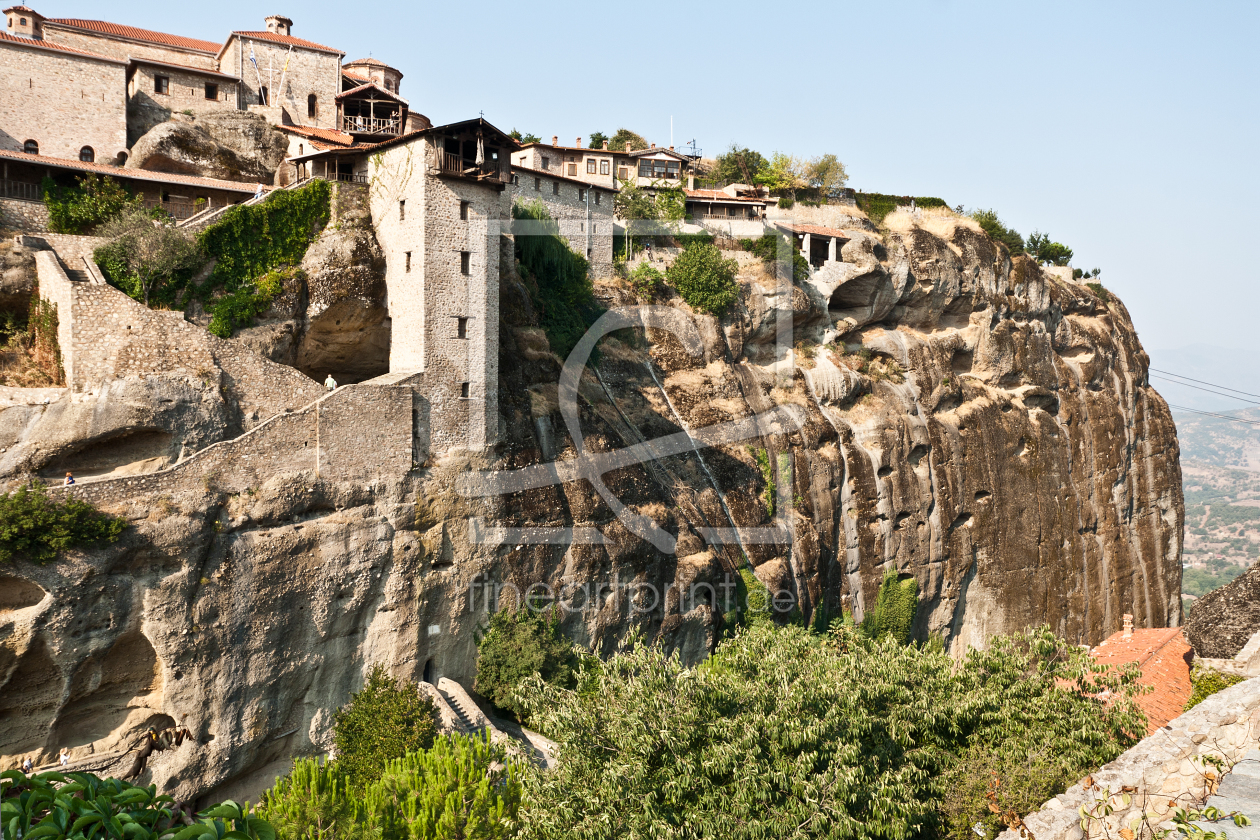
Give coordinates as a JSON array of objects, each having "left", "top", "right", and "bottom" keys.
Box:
[
  {"left": 576, "top": 137, "right": 582, "bottom": 148},
  {"left": 4, "top": 6, "right": 44, "bottom": 38},
  {"left": 265, "top": 14, "right": 293, "bottom": 36},
  {"left": 650, "top": 143, "right": 655, "bottom": 149},
  {"left": 552, "top": 136, "right": 558, "bottom": 146},
  {"left": 625, "top": 143, "right": 631, "bottom": 153},
  {"left": 669, "top": 145, "right": 674, "bottom": 151},
  {"left": 1122, "top": 614, "right": 1133, "bottom": 639}
]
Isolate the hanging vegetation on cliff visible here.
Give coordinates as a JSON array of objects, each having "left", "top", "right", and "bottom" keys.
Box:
[
  {"left": 0, "top": 483, "right": 124, "bottom": 564},
  {"left": 512, "top": 199, "right": 599, "bottom": 358}
]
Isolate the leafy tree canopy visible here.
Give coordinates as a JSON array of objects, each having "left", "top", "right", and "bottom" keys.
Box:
[
  {"left": 510, "top": 129, "right": 542, "bottom": 145},
  {"left": 42, "top": 174, "right": 140, "bottom": 235},
  {"left": 95, "top": 208, "right": 204, "bottom": 307},
  {"left": 333, "top": 665, "right": 437, "bottom": 786},
  {"left": 757, "top": 152, "right": 806, "bottom": 194},
  {"left": 805, "top": 153, "right": 849, "bottom": 199},
  {"left": 1026, "top": 231, "right": 1074, "bottom": 266},
  {"left": 0, "top": 483, "right": 125, "bottom": 565},
  {"left": 609, "top": 128, "right": 648, "bottom": 151},
  {"left": 666, "top": 242, "right": 740, "bottom": 316},
  {"left": 970, "top": 208, "right": 1026, "bottom": 255},
  {"left": 586, "top": 131, "right": 608, "bottom": 150},
  {"left": 715, "top": 145, "right": 767, "bottom": 185},
  {"left": 475, "top": 606, "right": 582, "bottom": 721},
  {"left": 514, "top": 622, "right": 1146, "bottom": 840}
]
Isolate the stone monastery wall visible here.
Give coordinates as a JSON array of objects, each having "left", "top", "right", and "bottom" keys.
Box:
[
  {"left": 41, "top": 25, "right": 219, "bottom": 71},
  {"left": 510, "top": 169, "right": 615, "bottom": 278},
  {"left": 0, "top": 198, "right": 51, "bottom": 232},
  {"left": 1001, "top": 678, "right": 1260, "bottom": 840}
]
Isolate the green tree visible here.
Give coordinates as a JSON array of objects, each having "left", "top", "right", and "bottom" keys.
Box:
[
  {"left": 627, "top": 262, "right": 664, "bottom": 300},
  {"left": 0, "top": 483, "right": 125, "bottom": 564},
  {"left": 586, "top": 131, "right": 608, "bottom": 150},
  {"left": 608, "top": 128, "right": 648, "bottom": 151},
  {"left": 509, "top": 129, "right": 542, "bottom": 145},
  {"left": 475, "top": 606, "right": 581, "bottom": 721},
  {"left": 715, "top": 145, "right": 767, "bottom": 185},
  {"left": 805, "top": 153, "right": 849, "bottom": 199},
  {"left": 666, "top": 241, "right": 740, "bottom": 316},
  {"left": 94, "top": 208, "right": 205, "bottom": 307},
  {"left": 0, "top": 770, "right": 275, "bottom": 840},
  {"left": 757, "top": 152, "right": 805, "bottom": 197},
  {"left": 1026, "top": 231, "right": 1074, "bottom": 266},
  {"left": 333, "top": 665, "right": 437, "bottom": 786},
  {"left": 512, "top": 199, "right": 598, "bottom": 358},
  {"left": 42, "top": 174, "right": 140, "bottom": 234},
  {"left": 859, "top": 569, "right": 919, "bottom": 644},
  {"left": 969, "top": 208, "right": 1026, "bottom": 255},
  {"left": 515, "top": 623, "right": 1145, "bottom": 840}
]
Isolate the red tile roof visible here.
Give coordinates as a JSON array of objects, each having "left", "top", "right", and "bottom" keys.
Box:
[
  {"left": 342, "top": 71, "right": 371, "bottom": 82},
  {"left": 0, "top": 29, "right": 125, "bottom": 62},
  {"left": 335, "top": 82, "right": 406, "bottom": 103},
  {"left": 276, "top": 124, "right": 357, "bottom": 149},
  {"left": 0, "top": 148, "right": 258, "bottom": 193},
  {"left": 509, "top": 165, "right": 615, "bottom": 192},
  {"left": 1090, "top": 628, "right": 1194, "bottom": 734},
  {"left": 776, "top": 222, "right": 858, "bottom": 239},
  {"left": 128, "top": 56, "right": 241, "bottom": 81},
  {"left": 685, "top": 188, "right": 768, "bottom": 204},
  {"left": 344, "top": 57, "right": 388, "bottom": 67},
  {"left": 3, "top": 6, "right": 41, "bottom": 15},
  {"left": 45, "top": 18, "right": 221, "bottom": 53},
  {"left": 228, "top": 30, "right": 342, "bottom": 55}
]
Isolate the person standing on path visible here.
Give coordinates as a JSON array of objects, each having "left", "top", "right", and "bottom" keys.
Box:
[
  {"left": 64, "top": 472, "right": 75, "bottom": 486},
  {"left": 58, "top": 748, "right": 69, "bottom": 768},
  {"left": 324, "top": 374, "right": 337, "bottom": 391},
  {"left": 21, "top": 757, "right": 32, "bottom": 774}
]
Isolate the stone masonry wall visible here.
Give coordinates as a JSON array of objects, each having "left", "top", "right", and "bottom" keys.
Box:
[
  {"left": 59, "top": 380, "right": 413, "bottom": 506},
  {"left": 220, "top": 37, "right": 341, "bottom": 131},
  {"left": 127, "top": 65, "right": 240, "bottom": 144},
  {"left": 0, "top": 198, "right": 50, "bottom": 232},
  {"left": 510, "top": 167, "right": 615, "bottom": 278},
  {"left": 0, "top": 41, "right": 128, "bottom": 163},
  {"left": 1000, "top": 678, "right": 1260, "bottom": 840},
  {"left": 41, "top": 25, "right": 219, "bottom": 71}
]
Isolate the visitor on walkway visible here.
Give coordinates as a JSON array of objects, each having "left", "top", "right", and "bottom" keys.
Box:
[
  {"left": 58, "top": 748, "right": 69, "bottom": 767},
  {"left": 324, "top": 374, "right": 337, "bottom": 391},
  {"left": 64, "top": 472, "right": 74, "bottom": 486},
  {"left": 254, "top": 183, "right": 265, "bottom": 200},
  {"left": 21, "top": 757, "right": 32, "bottom": 774}
]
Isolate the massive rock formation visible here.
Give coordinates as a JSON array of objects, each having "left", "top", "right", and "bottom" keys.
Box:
[
  {"left": 127, "top": 113, "right": 288, "bottom": 184},
  {"left": 1184, "top": 562, "right": 1260, "bottom": 658},
  {"left": 0, "top": 205, "right": 1182, "bottom": 803}
]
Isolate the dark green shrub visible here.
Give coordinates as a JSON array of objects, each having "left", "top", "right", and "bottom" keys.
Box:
[
  {"left": 475, "top": 606, "right": 580, "bottom": 721},
  {"left": 777, "top": 196, "right": 795, "bottom": 209},
  {"left": 333, "top": 665, "right": 437, "bottom": 786},
  {"left": 673, "top": 232, "right": 714, "bottom": 250},
  {"left": 1185, "top": 666, "right": 1245, "bottom": 711},
  {"left": 512, "top": 199, "right": 599, "bottom": 358},
  {"left": 1026, "top": 231, "right": 1074, "bottom": 266},
  {"left": 969, "top": 208, "right": 1026, "bottom": 255},
  {"left": 628, "top": 262, "right": 664, "bottom": 301},
  {"left": 740, "top": 233, "right": 809, "bottom": 283},
  {"left": 42, "top": 174, "right": 140, "bottom": 234},
  {"left": 207, "top": 266, "right": 292, "bottom": 338},
  {"left": 0, "top": 483, "right": 125, "bottom": 564},
  {"left": 855, "top": 192, "right": 947, "bottom": 225},
  {"left": 860, "top": 569, "right": 919, "bottom": 644},
  {"left": 1085, "top": 281, "right": 1110, "bottom": 302},
  {"left": 666, "top": 241, "right": 739, "bottom": 315},
  {"left": 94, "top": 208, "right": 205, "bottom": 307}
]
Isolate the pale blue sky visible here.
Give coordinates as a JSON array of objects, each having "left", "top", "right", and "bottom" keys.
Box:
[{"left": 45, "top": 0, "right": 1260, "bottom": 404}]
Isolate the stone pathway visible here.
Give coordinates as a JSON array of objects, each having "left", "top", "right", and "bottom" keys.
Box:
[{"left": 1196, "top": 749, "right": 1260, "bottom": 840}]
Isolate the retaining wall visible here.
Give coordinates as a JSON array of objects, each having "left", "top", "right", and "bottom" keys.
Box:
[
  {"left": 1000, "top": 678, "right": 1260, "bottom": 840},
  {"left": 0, "top": 198, "right": 50, "bottom": 232}
]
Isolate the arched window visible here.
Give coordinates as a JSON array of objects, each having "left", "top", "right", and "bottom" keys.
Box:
[
  {"left": 115, "top": 151, "right": 128, "bottom": 166},
  {"left": 307, "top": 93, "right": 317, "bottom": 119},
  {"left": 23, "top": 139, "right": 37, "bottom": 155},
  {"left": 260, "top": 86, "right": 268, "bottom": 105},
  {"left": 79, "top": 146, "right": 94, "bottom": 163}
]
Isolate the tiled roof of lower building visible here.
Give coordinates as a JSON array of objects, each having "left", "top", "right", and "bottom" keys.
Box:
[
  {"left": 336, "top": 82, "right": 407, "bottom": 104},
  {"left": 0, "top": 30, "right": 125, "bottom": 62},
  {"left": 276, "top": 124, "right": 357, "bottom": 148},
  {"left": 685, "top": 189, "right": 768, "bottom": 204},
  {"left": 1090, "top": 627, "right": 1194, "bottom": 733},
  {"left": 0, "top": 148, "right": 258, "bottom": 194},
  {"left": 510, "top": 165, "right": 615, "bottom": 192},
  {"left": 44, "top": 18, "right": 221, "bottom": 54},
  {"left": 128, "top": 56, "right": 241, "bottom": 81},
  {"left": 227, "top": 30, "right": 342, "bottom": 55},
  {"left": 776, "top": 222, "right": 858, "bottom": 239}
]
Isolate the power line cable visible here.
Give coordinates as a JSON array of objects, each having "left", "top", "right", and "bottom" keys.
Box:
[
  {"left": 1167, "top": 404, "right": 1260, "bottom": 426},
  {"left": 1151, "top": 375, "right": 1260, "bottom": 408},
  {"left": 1150, "top": 368, "right": 1260, "bottom": 401}
]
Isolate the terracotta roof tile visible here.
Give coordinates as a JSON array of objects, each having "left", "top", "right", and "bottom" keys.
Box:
[
  {"left": 229, "top": 30, "right": 342, "bottom": 55},
  {"left": 344, "top": 57, "right": 387, "bottom": 67},
  {"left": 342, "top": 71, "right": 370, "bottom": 82},
  {"left": 0, "top": 148, "right": 258, "bottom": 193},
  {"left": 3, "top": 6, "right": 40, "bottom": 15},
  {"left": 276, "top": 124, "right": 357, "bottom": 148},
  {"left": 335, "top": 81, "right": 406, "bottom": 104},
  {"left": 45, "top": 18, "right": 221, "bottom": 53},
  {"left": 1090, "top": 628, "right": 1194, "bottom": 734},
  {"left": 0, "top": 30, "right": 125, "bottom": 62},
  {"left": 128, "top": 56, "right": 241, "bottom": 81},
  {"left": 509, "top": 165, "right": 614, "bottom": 191},
  {"left": 776, "top": 222, "right": 857, "bottom": 239},
  {"left": 685, "top": 189, "right": 768, "bottom": 204}
]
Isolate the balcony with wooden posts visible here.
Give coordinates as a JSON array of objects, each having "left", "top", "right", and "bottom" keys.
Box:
[{"left": 337, "top": 84, "right": 407, "bottom": 138}]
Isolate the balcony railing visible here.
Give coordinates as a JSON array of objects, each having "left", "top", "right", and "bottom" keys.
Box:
[
  {"left": 437, "top": 152, "right": 503, "bottom": 182},
  {"left": 143, "top": 200, "right": 200, "bottom": 220},
  {"left": 292, "top": 169, "right": 368, "bottom": 185},
  {"left": 342, "top": 114, "right": 401, "bottom": 135},
  {"left": 1, "top": 179, "right": 43, "bottom": 201}
]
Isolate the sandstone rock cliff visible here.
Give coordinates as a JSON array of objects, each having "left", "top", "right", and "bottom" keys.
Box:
[
  {"left": 127, "top": 113, "right": 288, "bottom": 184},
  {"left": 0, "top": 205, "right": 1183, "bottom": 804},
  {"left": 1184, "top": 561, "right": 1260, "bottom": 658}
]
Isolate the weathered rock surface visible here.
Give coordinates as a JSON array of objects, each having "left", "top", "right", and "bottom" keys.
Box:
[
  {"left": 0, "top": 238, "right": 36, "bottom": 317},
  {"left": 0, "top": 207, "right": 1183, "bottom": 804},
  {"left": 1185, "top": 562, "right": 1260, "bottom": 658},
  {"left": 127, "top": 113, "right": 288, "bottom": 184}
]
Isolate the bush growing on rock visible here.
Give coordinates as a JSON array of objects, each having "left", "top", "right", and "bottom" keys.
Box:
[
  {"left": 475, "top": 606, "right": 582, "bottom": 722},
  {"left": 333, "top": 665, "right": 437, "bottom": 786},
  {"left": 0, "top": 483, "right": 125, "bottom": 564},
  {"left": 665, "top": 241, "right": 739, "bottom": 316},
  {"left": 511, "top": 199, "right": 598, "bottom": 359},
  {"left": 42, "top": 174, "right": 140, "bottom": 235},
  {"left": 969, "top": 208, "right": 1025, "bottom": 255},
  {"left": 94, "top": 208, "right": 205, "bottom": 307},
  {"left": 627, "top": 261, "right": 664, "bottom": 300},
  {"left": 859, "top": 569, "right": 920, "bottom": 644}
]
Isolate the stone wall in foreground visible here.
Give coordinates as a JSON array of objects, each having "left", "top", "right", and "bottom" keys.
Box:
[{"left": 1001, "top": 678, "right": 1260, "bottom": 840}]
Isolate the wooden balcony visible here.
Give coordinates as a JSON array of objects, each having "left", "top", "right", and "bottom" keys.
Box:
[
  {"left": 342, "top": 114, "right": 401, "bottom": 136},
  {"left": 436, "top": 152, "right": 504, "bottom": 184}
]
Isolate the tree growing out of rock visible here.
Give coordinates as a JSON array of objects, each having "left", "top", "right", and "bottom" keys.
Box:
[
  {"left": 1026, "top": 230, "right": 1074, "bottom": 266},
  {"left": 475, "top": 605, "right": 582, "bottom": 722},
  {"left": 333, "top": 664, "right": 437, "bottom": 786},
  {"left": 0, "top": 482, "right": 125, "bottom": 564},
  {"left": 94, "top": 208, "right": 204, "bottom": 306},
  {"left": 666, "top": 241, "right": 740, "bottom": 316}
]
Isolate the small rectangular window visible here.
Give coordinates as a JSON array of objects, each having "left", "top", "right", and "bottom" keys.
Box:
[
  {"left": 533, "top": 177, "right": 540, "bottom": 191},
  {"left": 586, "top": 159, "right": 596, "bottom": 174},
  {"left": 541, "top": 156, "right": 550, "bottom": 169},
  {"left": 460, "top": 251, "right": 470, "bottom": 274},
  {"left": 618, "top": 167, "right": 628, "bottom": 180},
  {"left": 399, "top": 200, "right": 405, "bottom": 221},
  {"left": 205, "top": 82, "right": 218, "bottom": 100},
  {"left": 154, "top": 75, "right": 169, "bottom": 94},
  {"left": 456, "top": 317, "right": 468, "bottom": 339},
  {"left": 600, "top": 160, "right": 610, "bottom": 175},
  {"left": 459, "top": 200, "right": 469, "bottom": 220},
  {"left": 578, "top": 188, "right": 586, "bottom": 202},
  {"left": 405, "top": 251, "right": 411, "bottom": 272},
  {"left": 552, "top": 181, "right": 559, "bottom": 195},
  {"left": 567, "top": 163, "right": 577, "bottom": 176},
  {"left": 595, "top": 192, "right": 601, "bottom": 205},
  {"left": 460, "top": 382, "right": 470, "bottom": 398}
]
